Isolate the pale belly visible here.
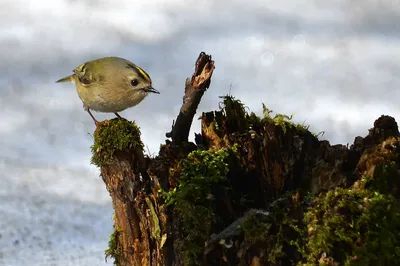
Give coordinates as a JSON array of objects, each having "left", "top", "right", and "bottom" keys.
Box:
[{"left": 76, "top": 86, "right": 148, "bottom": 113}]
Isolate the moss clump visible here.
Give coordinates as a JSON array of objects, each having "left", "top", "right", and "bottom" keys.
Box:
[
  {"left": 162, "top": 145, "right": 238, "bottom": 265},
  {"left": 355, "top": 137, "right": 400, "bottom": 196},
  {"left": 219, "top": 95, "right": 249, "bottom": 133},
  {"left": 105, "top": 226, "right": 123, "bottom": 266},
  {"left": 240, "top": 195, "right": 303, "bottom": 264},
  {"left": 247, "top": 103, "right": 312, "bottom": 135},
  {"left": 260, "top": 103, "right": 310, "bottom": 134},
  {"left": 91, "top": 118, "right": 144, "bottom": 167},
  {"left": 302, "top": 188, "right": 400, "bottom": 265},
  {"left": 215, "top": 95, "right": 318, "bottom": 138},
  {"left": 360, "top": 161, "right": 397, "bottom": 194}
]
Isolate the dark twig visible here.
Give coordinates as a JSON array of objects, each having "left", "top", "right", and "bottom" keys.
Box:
[{"left": 166, "top": 52, "right": 215, "bottom": 144}]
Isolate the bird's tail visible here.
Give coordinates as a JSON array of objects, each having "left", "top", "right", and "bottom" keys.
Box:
[{"left": 55, "top": 75, "right": 74, "bottom": 83}]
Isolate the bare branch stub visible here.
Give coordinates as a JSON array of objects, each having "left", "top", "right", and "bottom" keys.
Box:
[{"left": 166, "top": 52, "right": 215, "bottom": 144}]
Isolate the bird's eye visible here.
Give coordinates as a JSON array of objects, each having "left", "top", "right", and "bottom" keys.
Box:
[{"left": 131, "top": 79, "right": 139, "bottom": 86}]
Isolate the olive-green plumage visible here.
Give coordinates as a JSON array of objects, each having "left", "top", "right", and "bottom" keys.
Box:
[{"left": 56, "top": 56, "right": 159, "bottom": 124}]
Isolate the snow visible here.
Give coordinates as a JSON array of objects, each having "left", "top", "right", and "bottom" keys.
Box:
[{"left": 0, "top": 161, "right": 113, "bottom": 266}]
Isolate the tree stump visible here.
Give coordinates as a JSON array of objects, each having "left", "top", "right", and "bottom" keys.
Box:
[{"left": 90, "top": 52, "right": 400, "bottom": 266}]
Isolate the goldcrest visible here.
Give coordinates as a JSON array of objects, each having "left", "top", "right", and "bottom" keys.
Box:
[{"left": 56, "top": 56, "right": 160, "bottom": 125}]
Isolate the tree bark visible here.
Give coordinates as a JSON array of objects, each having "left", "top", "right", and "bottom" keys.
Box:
[
  {"left": 91, "top": 51, "right": 400, "bottom": 266},
  {"left": 166, "top": 52, "right": 215, "bottom": 144},
  {"left": 93, "top": 52, "right": 215, "bottom": 266}
]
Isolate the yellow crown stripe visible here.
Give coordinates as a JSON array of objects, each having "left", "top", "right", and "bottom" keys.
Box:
[
  {"left": 74, "top": 63, "right": 86, "bottom": 74},
  {"left": 136, "top": 65, "right": 150, "bottom": 81},
  {"left": 129, "top": 63, "right": 151, "bottom": 82}
]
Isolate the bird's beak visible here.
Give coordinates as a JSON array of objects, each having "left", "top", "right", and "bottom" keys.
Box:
[{"left": 144, "top": 86, "right": 160, "bottom": 94}]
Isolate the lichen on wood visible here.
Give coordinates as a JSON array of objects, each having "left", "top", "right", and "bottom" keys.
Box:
[{"left": 105, "top": 226, "right": 123, "bottom": 266}]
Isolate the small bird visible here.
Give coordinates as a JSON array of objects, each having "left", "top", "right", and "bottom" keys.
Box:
[{"left": 56, "top": 56, "right": 160, "bottom": 125}]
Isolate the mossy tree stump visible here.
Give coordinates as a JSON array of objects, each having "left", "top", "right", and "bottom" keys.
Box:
[
  {"left": 90, "top": 52, "right": 400, "bottom": 266},
  {"left": 91, "top": 119, "right": 165, "bottom": 266}
]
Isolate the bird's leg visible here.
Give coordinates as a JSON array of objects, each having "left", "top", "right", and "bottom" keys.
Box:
[
  {"left": 87, "top": 109, "right": 101, "bottom": 126},
  {"left": 114, "top": 112, "right": 122, "bottom": 119}
]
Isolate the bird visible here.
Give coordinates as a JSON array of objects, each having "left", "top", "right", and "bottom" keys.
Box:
[{"left": 56, "top": 56, "right": 160, "bottom": 125}]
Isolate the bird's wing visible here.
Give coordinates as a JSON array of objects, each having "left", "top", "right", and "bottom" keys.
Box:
[{"left": 73, "top": 63, "right": 93, "bottom": 85}]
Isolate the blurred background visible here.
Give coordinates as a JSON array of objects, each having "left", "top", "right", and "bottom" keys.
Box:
[{"left": 1, "top": 0, "right": 399, "bottom": 265}]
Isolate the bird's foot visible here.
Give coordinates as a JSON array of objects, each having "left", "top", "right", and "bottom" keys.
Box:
[
  {"left": 94, "top": 120, "right": 102, "bottom": 127},
  {"left": 87, "top": 109, "right": 105, "bottom": 127}
]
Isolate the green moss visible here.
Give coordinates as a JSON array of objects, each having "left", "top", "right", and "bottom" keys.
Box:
[
  {"left": 302, "top": 188, "right": 400, "bottom": 265},
  {"left": 261, "top": 104, "right": 309, "bottom": 134},
  {"left": 161, "top": 144, "right": 239, "bottom": 265},
  {"left": 219, "top": 95, "right": 249, "bottom": 132},
  {"left": 240, "top": 194, "right": 303, "bottom": 264},
  {"left": 91, "top": 118, "right": 144, "bottom": 167},
  {"left": 361, "top": 161, "right": 397, "bottom": 194},
  {"left": 215, "top": 95, "right": 316, "bottom": 136},
  {"left": 105, "top": 226, "right": 123, "bottom": 266},
  {"left": 247, "top": 111, "right": 262, "bottom": 130}
]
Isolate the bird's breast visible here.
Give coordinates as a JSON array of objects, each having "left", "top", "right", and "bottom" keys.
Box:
[{"left": 76, "top": 84, "right": 148, "bottom": 113}]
